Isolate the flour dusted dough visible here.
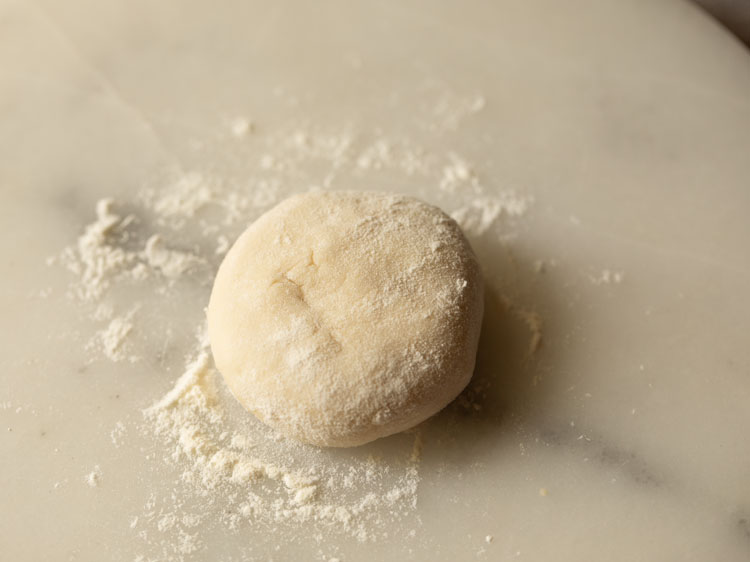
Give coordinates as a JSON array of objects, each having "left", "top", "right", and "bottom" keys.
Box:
[{"left": 207, "top": 191, "right": 484, "bottom": 447}]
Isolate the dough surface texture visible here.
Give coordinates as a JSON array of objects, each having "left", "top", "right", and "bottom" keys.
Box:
[{"left": 207, "top": 191, "right": 484, "bottom": 447}]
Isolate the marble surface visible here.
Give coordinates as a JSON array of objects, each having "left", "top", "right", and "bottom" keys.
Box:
[{"left": 1, "top": 0, "right": 750, "bottom": 560}]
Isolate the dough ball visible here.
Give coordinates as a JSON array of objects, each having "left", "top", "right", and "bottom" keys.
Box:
[{"left": 207, "top": 191, "right": 484, "bottom": 447}]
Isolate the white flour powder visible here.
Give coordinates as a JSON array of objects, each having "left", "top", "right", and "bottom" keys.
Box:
[
  {"left": 143, "top": 337, "right": 423, "bottom": 544},
  {"left": 85, "top": 465, "right": 102, "bottom": 487},
  {"left": 52, "top": 198, "right": 136, "bottom": 301},
  {"left": 451, "top": 194, "right": 533, "bottom": 237},
  {"left": 96, "top": 312, "right": 135, "bottom": 362},
  {"left": 589, "top": 269, "right": 625, "bottom": 285}
]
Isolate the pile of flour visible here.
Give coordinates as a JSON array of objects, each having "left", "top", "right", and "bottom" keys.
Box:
[{"left": 52, "top": 100, "right": 535, "bottom": 559}]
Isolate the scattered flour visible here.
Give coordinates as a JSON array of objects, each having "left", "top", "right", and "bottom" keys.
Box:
[
  {"left": 517, "top": 308, "right": 543, "bottom": 357},
  {"left": 215, "top": 235, "right": 230, "bottom": 255},
  {"left": 110, "top": 421, "right": 126, "bottom": 447},
  {"left": 589, "top": 269, "right": 624, "bottom": 285},
  {"left": 440, "top": 152, "right": 478, "bottom": 193},
  {"left": 451, "top": 193, "right": 533, "bottom": 237},
  {"left": 230, "top": 117, "right": 254, "bottom": 138},
  {"left": 141, "top": 332, "right": 423, "bottom": 547},
  {"left": 140, "top": 172, "right": 214, "bottom": 228},
  {"left": 427, "top": 91, "right": 486, "bottom": 132},
  {"left": 52, "top": 199, "right": 136, "bottom": 301},
  {"left": 142, "top": 235, "right": 202, "bottom": 279},
  {"left": 50, "top": 105, "right": 542, "bottom": 559},
  {"left": 84, "top": 306, "right": 139, "bottom": 362},
  {"left": 85, "top": 465, "right": 102, "bottom": 487},
  {"left": 53, "top": 197, "right": 211, "bottom": 363},
  {"left": 98, "top": 313, "right": 134, "bottom": 362},
  {"left": 54, "top": 201, "right": 204, "bottom": 293}
]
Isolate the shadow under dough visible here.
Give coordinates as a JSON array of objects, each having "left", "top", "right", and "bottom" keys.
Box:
[
  {"left": 313, "top": 232, "right": 570, "bottom": 466},
  {"left": 418, "top": 234, "right": 571, "bottom": 464}
]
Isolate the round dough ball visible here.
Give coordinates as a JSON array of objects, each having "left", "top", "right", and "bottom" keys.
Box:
[{"left": 207, "top": 191, "right": 484, "bottom": 447}]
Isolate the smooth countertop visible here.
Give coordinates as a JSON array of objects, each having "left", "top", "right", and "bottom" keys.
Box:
[{"left": 1, "top": 0, "right": 750, "bottom": 560}]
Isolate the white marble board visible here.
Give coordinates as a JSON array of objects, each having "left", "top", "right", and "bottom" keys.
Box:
[{"left": 1, "top": 0, "right": 750, "bottom": 560}]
